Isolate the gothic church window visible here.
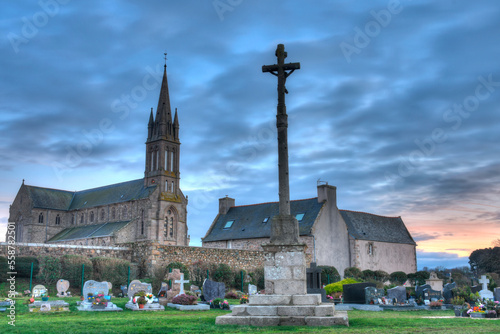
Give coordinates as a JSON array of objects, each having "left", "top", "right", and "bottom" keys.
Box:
[
  {"left": 81, "top": 214, "right": 84, "bottom": 224},
  {"left": 170, "top": 151, "right": 174, "bottom": 171},
  {"left": 164, "top": 149, "right": 168, "bottom": 171},
  {"left": 90, "top": 211, "right": 94, "bottom": 223},
  {"left": 55, "top": 214, "right": 61, "bottom": 225},
  {"left": 111, "top": 207, "right": 116, "bottom": 220},
  {"left": 101, "top": 209, "right": 105, "bottom": 221},
  {"left": 368, "top": 243, "right": 374, "bottom": 256},
  {"left": 164, "top": 208, "right": 176, "bottom": 239},
  {"left": 123, "top": 206, "right": 127, "bottom": 218},
  {"left": 71, "top": 214, "right": 75, "bottom": 225},
  {"left": 141, "top": 209, "right": 145, "bottom": 235},
  {"left": 38, "top": 213, "right": 43, "bottom": 224}
]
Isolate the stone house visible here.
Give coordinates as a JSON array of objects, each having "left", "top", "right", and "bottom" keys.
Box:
[
  {"left": 7, "top": 64, "right": 189, "bottom": 247},
  {"left": 202, "top": 184, "right": 417, "bottom": 276}
]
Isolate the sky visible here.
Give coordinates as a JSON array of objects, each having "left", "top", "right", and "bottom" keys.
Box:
[{"left": 1, "top": 0, "right": 499, "bottom": 271}]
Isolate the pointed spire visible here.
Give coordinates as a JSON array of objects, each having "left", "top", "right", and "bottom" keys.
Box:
[
  {"left": 156, "top": 55, "right": 172, "bottom": 137},
  {"left": 173, "top": 108, "right": 179, "bottom": 140},
  {"left": 147, "top": 108, "right": 154, "bottom": 140}
]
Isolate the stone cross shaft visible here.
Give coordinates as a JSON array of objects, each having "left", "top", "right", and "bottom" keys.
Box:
[{"left": 262, "top": 44, "right": 300, "bottom": 217}]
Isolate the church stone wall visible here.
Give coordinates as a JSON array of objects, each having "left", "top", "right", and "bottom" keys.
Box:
[{"left": 351, "top": 239, "right": 417, "bottom": 274}]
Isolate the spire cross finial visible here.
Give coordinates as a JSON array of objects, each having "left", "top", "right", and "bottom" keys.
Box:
[{"left": 164, "top": 53, "right": 167, "bottom": 67}]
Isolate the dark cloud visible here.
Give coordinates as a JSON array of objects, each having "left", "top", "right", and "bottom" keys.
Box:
[{"left": 0, "top": 1, "right": 499, "bottom": 269}]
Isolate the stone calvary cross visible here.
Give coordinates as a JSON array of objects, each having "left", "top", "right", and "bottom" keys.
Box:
[{"left": 262, "top": 44, "right": 301, "bottom": 245}]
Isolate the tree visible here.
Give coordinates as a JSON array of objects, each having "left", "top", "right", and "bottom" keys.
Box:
[
  {"left": 469, "top": 247, "right": 500, "bottom": 276},
  {"left": 492, "top": 239, "right": 500, "bottom": 247}
]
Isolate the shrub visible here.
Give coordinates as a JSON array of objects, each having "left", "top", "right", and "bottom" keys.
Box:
[
  {"left": 344, "top": 267, "right": 363, "bottom": 280},
  {"left": 188, "top": 261, "right": 210, "bottom": 287},
  {"left": 37, "top": 256, "right": 61, "bottom": 285},
  {"left": 16, "top": 256, "right": 39, "bottom": 278},
  {"left": 319, "top": 266, "right": 341, "bottom": 285},
  {"left": 389, "top": 271, "right": 408, "bottom": 285},
  {"left": 166, "top": 262, "right": 190, "bottom": 280},
  {"left": 60, "top": 255, "right": 93, "bottom": 289},
  {"left": 91, "top": 257, "right": 130, "bottom": 287},
  {"left": 171, "top": 293, "right": 198, "bottom": 305},
  {"left": 211, "top": 263, "right": 233, "bottom": 288},
  {"left": 225, "top": 290, "right": 239, "bottom": 299},
  {"left": 324, "top": 278, "right": 359, "bottom": 295},
  {"left": 374, "top": 270, "right": 390, "bottom": 283},
  {"left": 248, "top": 267, "right": 265, "bottom": 290},
  {"left": 0, "top": 256, "right": 9, "bottom": 282},
  {"left": 233, "top": 269, "right": 246, "bottom": 291},
  {"left": 362, "top": 269, "right": 376, "bottom": 280}
]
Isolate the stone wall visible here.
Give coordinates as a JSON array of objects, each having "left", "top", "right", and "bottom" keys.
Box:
[{"left": 0, "top": 241, "right": 268, "bottom": 274}]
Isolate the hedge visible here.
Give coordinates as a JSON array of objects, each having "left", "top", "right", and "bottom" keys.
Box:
[
  {"left": 319, "top": 266, "right": 341, "bottom": 285},
  {"left": 91, "top": 257, "right": 130, "bottom": 288},
  {"left": 37, "top": 256, "right": 61, "bottom": 286},
  {"left": 324, "top": 278, "right": 359, "bottom": 295},
  {"left": 15, "top": 256, "right": 39, "bottom": 278},
  {"left": 60, "top": 255, "right": 93, "bottom": 289}
]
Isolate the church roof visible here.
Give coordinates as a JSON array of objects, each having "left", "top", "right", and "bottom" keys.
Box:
[
  {"left": 339, "top": 210, "right": 416, "bottom": 245},
  {"left": 47, "top": 221, "right": 131, "bottom": 242},
  {"left": 26, "top": 179, "right": 156, "bottom": 211},
  {"left": 202, "top": 198, "right": 324, "bottom": 242}
]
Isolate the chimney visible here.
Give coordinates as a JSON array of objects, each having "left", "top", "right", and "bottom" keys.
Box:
[
  {"left": 317, "top": 184, "right": 337, "bottom": 206},
  {"left": 219, "top": 196, "right": 235, "bottom": 215}
]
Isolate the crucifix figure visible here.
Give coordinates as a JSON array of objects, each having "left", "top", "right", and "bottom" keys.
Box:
[{"left": 262, "top": 44, "right": 301, "bottom": 244}]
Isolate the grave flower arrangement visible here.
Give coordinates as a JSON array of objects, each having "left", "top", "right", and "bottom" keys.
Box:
[
  {"left": 92, "top": 294, "right": 108, "bottom": 308},
  {"left": 171, "top": 294, "right": 198, "bottom": 305},
  {"left": 239, "top": 295, "right": 248, "bottom": 304},
  {"left": 210, "top": 298, "right": 229, "bottom": 309},
  {"left": 467, "top": 301, "right": 486, "bottom": 315}
]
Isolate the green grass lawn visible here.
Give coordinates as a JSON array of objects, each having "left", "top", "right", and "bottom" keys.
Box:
[{"left": 1, "top": 297, "right": 498, "bottom": 334}]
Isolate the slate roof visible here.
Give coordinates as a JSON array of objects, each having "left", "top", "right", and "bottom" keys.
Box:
[
  {"left": 47, "top": 221, "right": 131, "bottom": 242},
  {"left": 202, "top": 198, "right": 324, "bottom": 242},
  {"left": 25, "top": 178, "right": 156, "bottom": 211},
  {"left": 339, "top": 210, "right": 416, "bottom": 245}
]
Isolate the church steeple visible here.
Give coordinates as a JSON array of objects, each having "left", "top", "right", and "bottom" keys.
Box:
[{"left": 145, "top": 54, "right": 181, "bottom": 195}]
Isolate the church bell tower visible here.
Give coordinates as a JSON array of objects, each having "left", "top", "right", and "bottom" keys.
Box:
[{"left": 144, "top": 59, "right": 181, "bottom": 198}]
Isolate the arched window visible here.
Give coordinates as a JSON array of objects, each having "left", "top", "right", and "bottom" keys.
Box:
[
  {"left": 101, "top": 209, "right": 105, "bottom": 221},
  {"left": 80, "top": 214, "right": 84, "bottom": 224},
  {"left": 90, "top": 211, "right": 94, "bottom": 223},
  {"left": 38, "top": 213, "right": 43, "bottom": 224},
  {"left": 170, "top": 151, "right": 174, "bottom": 171},
  {"left": 123, "top": 206, "right": 127, "bottom": 218},
  {"left": 71, "top": 214, "right": 75, "bottom": 225},
  {"left": 164, "top": 208, "right": 176, "bottom": 239},
  {"left": 171, "top": 181, "right": 174, "bottom": 192},
  {"left": 111, "top": 207, "right": 116, "bottom": 220},
  {"left": 55, "top": 214, "right": 61, "bottom": 225},
  {"left": 165, "top": 149, "right": 169, "bottom": 171}
]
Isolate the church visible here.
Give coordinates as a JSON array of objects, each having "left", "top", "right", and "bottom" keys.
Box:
[
  {"left": 202, "top": 183, "right": 417, "bottom": 276},
  {"left": 7, "top": 64, "right": 189, "bottom": 247}
]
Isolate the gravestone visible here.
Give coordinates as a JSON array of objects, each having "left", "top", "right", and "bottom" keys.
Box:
[
  {"left": 77, "top": 280, "right": 122, "bottom": 312},
  {"left": 442, "top": 282, "right": 456, "bottom": 304},
  {"left": 56, "top": 279, "right": 70, "bottom": 297},
  {"left": 425, "top": 272, "right": 444, "bottom": 292},
  {"left": 165, "top": 269, "right": 184, "bottom": 303},
  {"left": 478, "top": 275, "right": 494, "bottom": 300},
  {"left": 248, "top": 284, "right": 257, "bottom": 295},
  {"left": 343, "top": 282, "right": 376, "bottom": 304},
  {"left": 494, "top": 287, "right": 500, "bottom": 302},
  {"left": 415, "top": 284, "right": 431, "bottom": 300},
  {"left": 158, "top": 282, "right": 169, "bottom": 298},
  {"left": 365, "top": 286, "right": 384, "bottom": 304},
  {"left": 32, "top": 285, "right": 47, "bottom": 298},
  {"left": 203, "top": 279, "right": 225, "bottom": 302},
  {"left": 125, "top": 280, "right": 163, "bottom": 311},
  {"left": 387, "top": 286, "right": 407, "bottom": 304},
  {"left": 120, "top": 285, "right": 128, "bottom": 297},
  {"left": 423, "top": 288, "right": 442, "bottom": 301},
  {"left": 82, "top": 280, "right": 109, "bottom": 298},
  {"left": 306, "top": 262, "right": 327, "bottom": 302}
]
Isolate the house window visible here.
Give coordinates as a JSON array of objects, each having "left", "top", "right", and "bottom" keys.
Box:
[
  {"left": 38, "top": 213, "right": 43, "bottom": 224},
  {"left": 295, "top": 213, "right": 305, "bottom": 222},
  {"left": 90, "top": 211, "right": 94, "bottom": 222},
  {"left": 368, "top": 243, "right": 374, "bottom": 256},
  {"left": 55, "top": 214, "right": 61, "bottom": 225},
  {"left": 223, "top": 220, "right": 234, "bottom": 229},
  {"left": 262, "top": 217, "right": 269, "bottom": 224}
]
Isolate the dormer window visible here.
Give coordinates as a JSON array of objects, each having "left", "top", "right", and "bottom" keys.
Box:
[
  {"left": 223, "top": 220, "right": 234, "bottom": 229},
  {"left": 295, "top": 213, "right": 305, "bottom": 222}
]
